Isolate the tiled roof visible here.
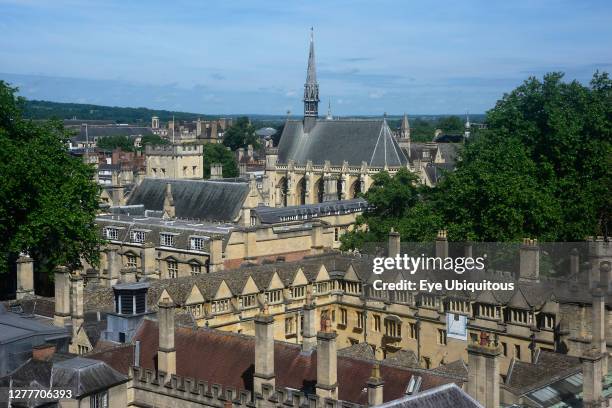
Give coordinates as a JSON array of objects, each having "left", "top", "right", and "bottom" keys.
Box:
[
  {"left": 93, "top": 319, "right": 459, "bottom": 405},
  {"left": 375, "top": 383, "right": 482, "bottom": 408},
  {"left": 504, "top": 350, "right": 582, "bottom": 394}
]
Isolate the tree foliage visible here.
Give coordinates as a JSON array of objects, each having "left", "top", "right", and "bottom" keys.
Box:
[
  {"left": 139, "top": 133, "right": 169, "bottom": 150},
  {"left": 222, "top": 117, "right": 260, "bottom": 151},
  {"left": 341, "top": 72, "right": 611, "bottom": 247},
  {"left": 203, "top": 143, "right": 239, "bottom": 179},
  {"left": 0, "top": 81, "right": 102, "bottom": 275},
  {"left": 97, "top": 135, "right": 135, "bottom": 151}
]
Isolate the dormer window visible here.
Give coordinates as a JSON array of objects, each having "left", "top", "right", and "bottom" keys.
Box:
[
  {"left": 189, "top": 236, "right": 207, "bottom": 251},
  {"left": 211, "top": 299, "right": 231, "bottom": 314},
  {"left": 104, "top": 227, "right": 119, "bottom": 240},
  {"left": 479, "top": 304, "right": 501, "bottom": 319},
  {"left": 239, "top": 294, "right": 257, "bottom": 309},
  {"left": 265, "top": 289, "right": 282, "bottom": 304},
  {"left": 314, "top": 281, "right": 330, "bottom": 295},
  {"left": 131, "top": 230, "right": 146, "bottom": 244},
  {"left": 344, "top": 281, "right": 361, "bottom": 294},
  {"left": 509, "top": 309, "right": 532, "bottom": 325},
  {"left": 420, "top": 294, "right": 437, "bottom": 308},
  {"left": 291, "top": 285, "right": 306, "bottom": 299},
  {"left": 540, "top": 314, "right": 555, "bottom": 329},
  {"left": 160, "top": 233, "right": 176, "bottom": 247},
  {"left": 448, "top": 299, "right": 469, "bottom": 314}
]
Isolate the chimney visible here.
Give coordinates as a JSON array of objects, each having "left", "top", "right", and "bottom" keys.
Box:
[
  {"left": 238, "top": 148, "right": 245, "bottom": 162},
  {"left": 247, "top": 144, "right": 254, "bottom": 160},
  {"left": 316, "top": 315, "right": 338, "bottom": 399},
  {"left": 141, "top": 242, "right": 158, "bottom": 278},
  {"left": 466, "top": 331, "right": 501, "bottom": 408},
  {"left": 103, "top": 247, "right": 121, "bottom": 287},
  {"left": 519, "top": 238, "right": 540, "bottom": 281},
  {"left": 32, "top": 343, "right": 56, "bottom": 361},
  {"left": 388, "top": 228, "right": 400, "bottom": 258},
  {"left": 69, "top": 271, "right": 84, "bottom": 352},
  {"left": 157, "top": 299, "right": 176, "bottom": 376},
  {"left": 16, "top": 254, "right": 34, "bottom": 299},
  {"left": 210, "top": 163, "right": 223, "bottom": 180},
  {"left": 53, "top": 266, "right": 71, "bottom": 327},
  {"left": 253, "top": 305, "right": 276, "bottom": 394},
  {"left": 209, "top": 237, "right": 224, "bottom": 272},
  {"left": 162, "top": 183, "right": 175, "bottom": 219},
  {"left": 367, "top": 364, "right": 384, "bottom": 406},
  {"left": 591, "top": 278, "right": 608, "bottom": 375},
  {"left": 435, "top": 229, "right": 448, "bottom": 259},
  {"left": 134, "top": 340, "right": 141, "bottom": 367},
  {"left": 581, "top": 349, "right": 604, "bottom": 408},
  {"left": 302, "top": 289, "right": 317, "bottom": 352},
  {"left": 239, "top": 163, "right": 247, "bottom": 177},
  {"left": 570, "top": 248, "right": 580, "bottom": 275}
]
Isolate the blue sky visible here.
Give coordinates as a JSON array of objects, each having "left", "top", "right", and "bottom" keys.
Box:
[{"left": 1, "top": 0, "right": 611, "bottom": 115}]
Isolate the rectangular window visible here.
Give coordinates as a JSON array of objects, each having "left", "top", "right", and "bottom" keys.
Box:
[
  {"left": 285, "top": 317, "right": 295, "bottom": 334},
  {"left": 90, "top": 391, "right": 108, "bottom": 408},
  {"left": 409, "top": 322, "right": 417, "bottom": 339},
  {"left": 239, "top": 294, "right": 256, "bottom": 309},
  {"left": 212, "top": 299, "right": 230, "bottom": 314},
  {"left": 126, "top": 255, "right": 137, "bottom": 268},
  {"left": 356, "top": 311, "right": 365, "bottom": 329},
  {"left": 385, "top": 320, "right": 401, "bottom": 338},
  {"left": 190, "top": 263, "right": 201, "bottom": 275},
  {"left": 189, "top": 304, "right": 203, "bottom": 318},
  {"left": 340, "top": 308, "right": 347, "bottom": 326},
  {"left": 291, "top": 285, "right": 306, "bottom": 299},
  {"left": 131, "top": 230, "right": 146, "bottom": 243},
  {"left": 190, "top": 237, "right": 206, "bottom": 251},
  {"left": 344, "top": 282, "right": 361, "bottom": 294},
  {"left": 514, "top": 344, "right": 521, "bottom": 360},
  {"left": 373, "top": 315, "right": 381, "bottom": 332},
  {"left": 104, "top": 227, "right": 119, "bottom": 240},
  {"left": 265, "top": 290, "right": 282, "bottom": 304},
  {"left": 421, "top": 295, "right": 436, "bottom": 308},
  {"left": 314, "top": 282, "right": 329, "bottom": 294},
  {"left": 334, "top": 228, "right": 339, "bottom": 241},
  {"left": 438, "top": 329, "right": 447, "bottom": 345},
  {"left": 502, "top": 342, "right": 508, "bottom": 356},
  {"left": 160, "top": 233, "right": 175, "bottom": 247},
  {"left": 167, "top": 260, "right": 178, "bottom": 279}
]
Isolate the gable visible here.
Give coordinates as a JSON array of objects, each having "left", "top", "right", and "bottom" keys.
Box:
[
  {"left": 214, "top": 280, "right": 233, "bottom": 300},
  {"left": 242, "top": 276, "right": 260, "bottom": 295},
  {"left": 185, "top": 284, "right": 205, "bottom": 305},
  {"left": 344, "top": 265, "right": 360, "bottom": 282},
  {"left": 315, "top": 265, "right": 330, "bottom": 282},
  {"left": 291, "top": 268, "right": 309, "bottom": 286},
  {"left": 267, "top": 272, "right": 285, "bottom": 290},
  {"left": 159, "top": 289, "right": 173, "bottom": 303}
]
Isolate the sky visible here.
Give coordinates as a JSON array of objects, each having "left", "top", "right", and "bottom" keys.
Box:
[{"left": 0, "top": 0, "right": 611, "bottom": 115}]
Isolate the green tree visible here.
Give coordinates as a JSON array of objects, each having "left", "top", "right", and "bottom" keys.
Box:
[
  {"left": 436, "top": 115, "right": 464, "bottom": 133},
  {"left": 97, "top": 135, "right": 134, "bottom": 151},
  {"left": 0, "top": 81, "right": 101, "bottom": 276},
  {"left": 223, "top": 116, "right": 260, "bottom": 151},
  {"left": 139, "top": 133, "right": 169, "bottom": 150},
  {"left": 203, "top": 143, "right": 239, "bottom": 179}
]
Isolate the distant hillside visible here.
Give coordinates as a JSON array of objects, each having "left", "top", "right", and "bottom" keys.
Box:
[{"left": 22, "top": 100, "right": 218, "bottom": 124}]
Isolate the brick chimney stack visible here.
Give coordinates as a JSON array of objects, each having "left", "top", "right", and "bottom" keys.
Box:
[
  {"left": 467, "top": 331, "right": 501, "bottom": 408},
  {"left": 302, "top": 288, "right": 317, "bottom": 352},
  {"left": 16, "top": 254, "right": 34, "bottom": 299},
  {"left": 435, "top": 229, "right": 448, "bottom": 259},
  {"left": 367, "top": 363, "right": 384, "bottom": 406},
  {"left": 69, "top": 271, "right": 84, "bottom": 353},
  {"left": 253, "top": 304, "right": 276, "bottom": 394},
  {"left": 388, "top": 228, "right": 400, "bottom": 258},
  {"left": 53, "top": 266, "right": 71, "bottom": 327},
  {"left": 157, "top": 299, "right": 176, "bottom": 376},
  {"left": 519, "top": 238, "right": 540, "bottom": 282},
  {"left": 316, "top": 315, "right": 338, "bottom": 399}
]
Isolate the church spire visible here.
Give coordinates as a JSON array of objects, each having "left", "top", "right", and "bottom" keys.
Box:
[
  {"left": 304, "top": 27, "right": 320, "bottom": 125},
  {"left": 400, "top": 113, "right": 410, "bottom": 140}
]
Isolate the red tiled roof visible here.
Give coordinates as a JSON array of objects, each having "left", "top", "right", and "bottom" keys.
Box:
[{"left": 92, "top": 319, "right": 458, "bottom": 405}]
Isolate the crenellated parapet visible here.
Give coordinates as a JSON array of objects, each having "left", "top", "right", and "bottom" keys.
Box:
[{"left": 130, "top": 366, "right": 363, "bottom": 408}]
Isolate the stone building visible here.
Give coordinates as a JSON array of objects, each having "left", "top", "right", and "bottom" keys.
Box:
[
  {"left": 145, "top": 143, "right": 204, "bottom": 179},
  {"left": 264, "top": 31, "right": 409, "bottom": 207}
]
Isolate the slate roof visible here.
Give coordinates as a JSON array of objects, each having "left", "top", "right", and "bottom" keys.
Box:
[
  {"left": 431, "top": 360, "right": 468, "bottom": 380},
  {"left": 253, "top": 198, "right": 368, "bottom": 224},
  {"left": 92, "top": 319, "right": 460, "bottom": 405},
  {"left": 126, "top": 178, "right": 250, "bottom": 222},
  {"left": 504, "top": 350, "right": 582, "bottom": 395},
  {"left": 71, "top": 126, "right": 151, "bottom": 142},
  {"left": 0, "top": 307, "right": 69, "bottom": 345},
  {"left": 277, "top": 119, "right": 408, "bottom": 167},
  {"left": 375, "top": 383, "right": 482, "bottom": 408},
  {"left": 0, "top": 355, "right": 128, "bottom": 399}
]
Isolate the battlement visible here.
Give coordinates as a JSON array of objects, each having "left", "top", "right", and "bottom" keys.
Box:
[{"left": 131, "top": 366, "right": 363, "bottom": 408}]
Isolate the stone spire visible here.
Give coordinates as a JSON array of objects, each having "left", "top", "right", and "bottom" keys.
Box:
[
  {"left": 304, "top": 28, "right": 320, "bottom": 128},
  {"left": 326, "top": 98, "right": 332, "bottom": 120},
  {"left": 400, "top": 113, "right": 410, "bottom": 139}
]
